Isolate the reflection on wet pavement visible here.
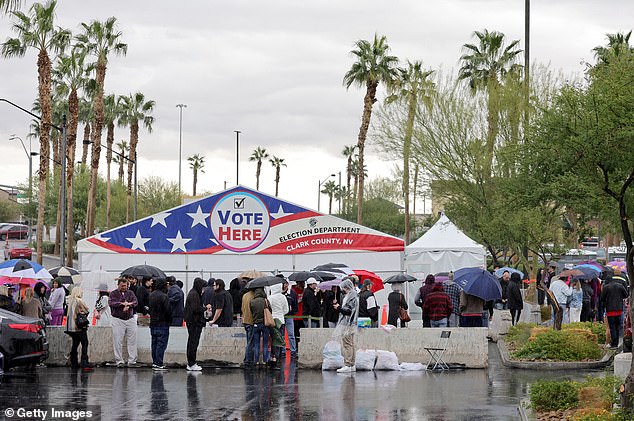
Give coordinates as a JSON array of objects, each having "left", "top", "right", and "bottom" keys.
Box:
[{"left": 0, "top": 343, "right": 607, "bottom": 420}]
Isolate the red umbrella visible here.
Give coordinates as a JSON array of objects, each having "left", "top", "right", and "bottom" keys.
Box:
[
  {"left": 0, "top": 275, "right": 42, "bottom": 288},
  {"left": 353, "top": 270, "right": 384, "bottom": 293}
]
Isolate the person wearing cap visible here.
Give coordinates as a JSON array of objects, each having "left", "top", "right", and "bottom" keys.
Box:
[
  {"left": 333, "top": 278, "right": 359, "bottom": 373},
  {"left": 358, "top": 280, "right": 379, "bottom": 328},
  {"left": 302, "top": 277, "right": 321, "bottom": 328}
]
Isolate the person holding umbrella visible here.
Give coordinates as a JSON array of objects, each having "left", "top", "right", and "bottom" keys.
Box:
[{"left": 333, "top": 278, "right": 359, "bottom": 373}]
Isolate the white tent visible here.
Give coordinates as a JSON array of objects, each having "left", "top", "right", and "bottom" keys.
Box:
[{"left": 405, "top": 213, "right": 486, "bottom": 277}]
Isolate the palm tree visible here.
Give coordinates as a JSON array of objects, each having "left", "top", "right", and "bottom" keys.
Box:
[
  {"left": 593, "top": 31, "right": 633, "bottom": 64},
  {"left": 343, "top": 33, "right": 399, "bottom": 224},
  {"left": 118, "top": 92, "right": 155, "bottom": 223},
  {"left": 249, "top": 147, "right": 269, "bottom": 190},
  {"left": 341, "top": 145, "right": 356, "bottom": 212},
  {"left": 103, "top": 93, "right": 121, "bottom": 229},
  {"left": 113, "top": 140, "right": 128, "bottom": 183},
  {"left": 269, "top": 156, "right": 286, "bottom": 197},
  {"left": 188, "top": 154, "right": 205, "bottom": 196},
  {"left": 2, "top": 0, "right": 70, "bottom": 263},
  {"left": 0, "top": 0, "right": 22, "bottom": 14},
  {"left": 321, "top": 180, "right": 338, "bottom": 214},
  {"left": 78, "top": 96, "right": 92, "bottom": 168},
  {"left": 76, "top": 17, "right": 127, "bottom": 236},
  {"left": 386, "top": 60, "right": 435, "bottom": 244},
  {"left": 458, "top": 29, "right": 521, "bottom": 179}
]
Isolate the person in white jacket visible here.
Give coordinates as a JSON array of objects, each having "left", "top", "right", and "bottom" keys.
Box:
[{"left": 267, "top": 282, "right": 289, "bottom": 367}]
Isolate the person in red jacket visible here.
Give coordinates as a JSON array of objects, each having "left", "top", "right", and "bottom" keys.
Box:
[{"left": 422, "top": 283, "right": 453, "bottom": 328}]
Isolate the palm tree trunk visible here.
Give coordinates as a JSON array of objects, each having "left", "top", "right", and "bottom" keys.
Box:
[
  {"left": 81, "top": 123, "right": 90, "bottom": 166},
  {"left": 86, "top": 61, "right": 106, "bottom": 236},
  {"left": 412, "top": 163, "right": 419, "bottom": 216},
  {"left": 36, "top": 49, "right": 52, "bottom": 265},
  {"left": 54, "top": 180, "right": 62, "bottom": 255},
  {"left": 66, "top": 88, "right": 79, "bottom": 267},
  {"left": 126, "top": 122, "right": 139, "bottom": 223},
  {"left": 193, "top": 168, "right": 197, "bottom": 196},
  {"left": 256, "top": 161, "right": 261, "bottom": 190},
  {"left": 118, "top": 152, "right": 124, "bottom": 183},
  {"left": 328, "top": 195, "right": 333, "bottom": 214},
  {"left": 403, "top": 95, "right": 416, "bottom": 245},
  {"left": 53, "top": 131, "right": 61, "bottom": 255},
  {"left": 346, "top": 158, "right": 352, "bottom": 213},
  {"left": 355, "top": 81, "right": 378, "bottom": 224},
  {"left": 485, "top": 79, "right": 500, "bottom": 179},
  {"left": 106, "top": 122, "right": 114, "bottom": 229},
  {"left": 275, "top": 168, "right": 280, "bottom": 197}
]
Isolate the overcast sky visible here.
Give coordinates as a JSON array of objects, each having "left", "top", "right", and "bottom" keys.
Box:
[{"left": 1, "top": 0, "right": 632, "bottom": 213}]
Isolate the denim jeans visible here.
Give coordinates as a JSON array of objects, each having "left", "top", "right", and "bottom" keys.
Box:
[
  {"left": 252, "top": 324, "right": 269, "bottom": 363},
  {"left": 430, "top": 318, "right": 448, "bottom": 328},
  {"left": 448, "top": 313, "right": 459, "bottom": 327},
  {"left": 244, "top": 324, "right": 255, "bottom": 364},
  {"left": 283, "top": 317, "right": 297, "bottom": 355},
  {"left": 150, "top": 326, "right": 170, "bottom": 366}
]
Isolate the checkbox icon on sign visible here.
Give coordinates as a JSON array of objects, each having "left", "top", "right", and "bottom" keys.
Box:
[{"left": 234, "top": 197, "right": 246, "bottom": 209}]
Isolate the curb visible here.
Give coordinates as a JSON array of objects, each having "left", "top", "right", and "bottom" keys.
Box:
[{"left": 497, "top": 338, "right": 612, "bottom": 370}]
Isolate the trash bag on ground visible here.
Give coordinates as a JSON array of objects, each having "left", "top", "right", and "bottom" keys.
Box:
[
  {"left": 322, "top": 340, "right": 344, "bottom": 370},
  {"left": 374, "top": 350, "right": 400, "bottom": 370},
  {"left": 355, "top": 349, "right": 377, "bottom": 370},
  {"left": 399, "top": 362, "right": 425, "bottom": 371}
]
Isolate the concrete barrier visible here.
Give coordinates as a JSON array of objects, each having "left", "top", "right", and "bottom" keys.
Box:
[
  {"left": 45, "top": 325, "right": 488, "bottom": 369},
  {"left": 297, "top": 327, "right": 488, "bottom": 369},
  {"left": 614, "top": 353, "right": 632, "bottom": 380}
]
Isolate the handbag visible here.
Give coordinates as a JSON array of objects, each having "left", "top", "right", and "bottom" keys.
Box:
[
  {"left": 264, "top": 299, "right": 276, "bottom": 328},
  {"left": 76, "top": 311, "right": 89, "bottom": 330},
  {"left": 398, "top": 294, "right": 411, "bottom": 322}
]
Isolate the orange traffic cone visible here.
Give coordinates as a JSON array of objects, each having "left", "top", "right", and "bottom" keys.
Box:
[{"left": 381, "top": 305, "right": 388, "bottom": 326}]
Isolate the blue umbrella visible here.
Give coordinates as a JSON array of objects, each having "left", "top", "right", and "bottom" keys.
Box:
[
  {"left": 453, "top": 267, "right": 502, "bottom": 301},
  {"left": 0, "top": 259, "right": 52, "bottom": 279},
  {"left": 572, "top": 264, "right": 601, "bottom": 274},
  {"left": 494, "top": 267, "right": 524, "bottom": 279}
]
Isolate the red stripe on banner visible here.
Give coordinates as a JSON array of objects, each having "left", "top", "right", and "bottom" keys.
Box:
[
  {"left": 269, "top": 211, "right": 321, "bottom": 226},
  {"left": 257, "top": 233, "right": 404, "bottom": 254}
]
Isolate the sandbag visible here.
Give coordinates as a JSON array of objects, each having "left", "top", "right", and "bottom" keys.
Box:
[
  {"left": 399, "top": 362, "right": 425, "bottom": 371},
  {"left": 374, "top": 350, "right": 400, "bottom": 370},
  {"left": 354, "top": 349, "right": 377, "bottom": 371},
  {"left": 322, "top": 340, "right": 344, "bottom": 370}
]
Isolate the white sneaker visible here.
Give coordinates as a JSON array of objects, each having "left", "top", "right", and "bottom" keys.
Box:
[
  {"left": 186, "top": 364, "right": 202, "bottom": 371},
  {"left": 336, "top": 365, "right": 356, "bottom": 373}
]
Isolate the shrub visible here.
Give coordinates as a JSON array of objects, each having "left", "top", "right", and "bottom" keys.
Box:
[
  {"left": 505, "top": 322, "right": 536, "bottom": 350},
  {"left": 530, "top": 379, "right": 579, "bottom": 411},
  {"left": 565, "top": 322, "right": 607, "bottom": 344},
  {"left": 512, "top": 329, "right": 602, "bottom": 361},
  {"left": 540, "top": 305, "right": 551, "bottom": 322}
]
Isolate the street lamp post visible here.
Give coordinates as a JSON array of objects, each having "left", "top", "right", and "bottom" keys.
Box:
[
  {"left": 176, "top": 104, "right": 187, "bottom": 195},
  {"left": 337, "top": 171, "right": 342, "bottom": 214},
  {"left": 234, "top": 130, "right": 241, "bottom": 185},
  {"left": 317, "top": 174, "right": 335, "bottom": 212},
  {"left": 9, "top": 135, "right": 39, "bottom": 219}
]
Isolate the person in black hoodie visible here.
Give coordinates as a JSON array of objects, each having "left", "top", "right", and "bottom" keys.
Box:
[
  {"left": 358, "top": 280, "right": 379, "bottom": 327},
  {"left": 229, "top": 278, "right": 242, "bottom": 321},
  {"left": 507, "top": 273, "right": 524, "bottom": 326},
  {"left": 167, "top": 277, "right": 184, "bottom": 327},
  {"left": 302, "top": 278, "right": 321, "bottom": 328},
  {"left": 321, "top": 287, "right": 340, "bottom": 328},
  {"left": 202, "top": 278, "right": 215, "bottom": 307},
  {"left": 183, "top": 277, "right": 206, "bottom": 371},
  {"left": 136, "top": 277, "right": 153, "bottom": 315},
  {"left": 149, "top": 278, "right": 172, "bottom": 370}
]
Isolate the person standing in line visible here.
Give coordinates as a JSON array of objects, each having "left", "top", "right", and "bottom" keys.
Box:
[
  {"left": 292, "top": 280, "right": 306, "bottom": 340},
  {"left": 415, "top": 275, "right": 436, "bottom": 327},
  {"left": 358, "top": 280, "right": 379, "bottom": 328},
  {"left": 459, "top": 290, "right": 485, "bottom": 327},
  {"left": 167, "top": 277, "right": 185, "bottom": 327},
  {"left": 282, "top": 280, "right": 298, "bottom": 359},
  {"left": 249, "top": 287, "right": 271, "bottom": 366},
  {"left": 601, "top": 276, "right": 628, "bottom": 349},
  {"left": 322, "top": 286, "right": 340, "bottom": 328},
  {"left": 334, "top": 278, "right": 359, "bottom": 373},
  {"left": 183, "top": 277, "right": 206, "bottom": 371},
  {"left": 423, "top": 283, "right": 453, "bottom": 327},
  {"left": 48, "top": 279, "right": 66, "bottom": 326},
  {"left": 202, "top": 278, "right": 216, "bottom": 308},
  {"left": 108, "top": 278, "right": 139, "bottom": 368},
  {"left": 135, "top": 277, "right": 153, "bottom": 316},
  {"left": 568, "top": 280, "right": 583, "bottom": 323},
  {"left": 149, "top": 278, "right": 172, "bottom": 371},
  {"left": 497, "top": 271, "right": 511, "bottom": 310},
  {"left": 443, "top": 273, "right": 462, "bottom": 327},
  {"left": 580, "top": 279, "right": 594, "bottom": 322},
  {"left": 302, "top": 278, "right": 321, "bottom": 328},
  {"left": 507, "top": 273, "right": 524, "bottom": 326},
  {"left": 241, "top": 284, "right": 256, "bottom": 368},
  {"left": 549, "top": 276, "right": 572, "bottom": 330},
  {"left": 94, "top": 286, "right": 112, "bottom": 327},
  {"left": 20, "top": 287, "right": 43, "bottom": 320},
  {"left": 387, "top": 282, "right": 407, "bottom": 327},
  {"left": 209, "top": 279, "right": 234, "bottom": 327},
  {"left": 267, "top": 283, "right": 289, "bottom": 367},
  {"left": 65, "top": 287, "right": 93, "bottom": 372}
]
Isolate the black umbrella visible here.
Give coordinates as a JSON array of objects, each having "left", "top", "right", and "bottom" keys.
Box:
[
  {"left": 245, "top": 275, "right": 285, "bottom": 289},
  {"left": 384, "top": 273, "right": 417, "bottom": 284},
  {"left": 288, "top": 271, "right": 323, "bottom": 283},
  {"left": 311, "top": 263, "right": 352, "bottom": 274},
  {"left": 121, "top": 264, "right": 167, "bottom": 279},
  {"left": 310, "top": 271, "right": 340, "bottom": 281},
  {"left": 49, "top": 266, "right": 81, "bottom": 285}
]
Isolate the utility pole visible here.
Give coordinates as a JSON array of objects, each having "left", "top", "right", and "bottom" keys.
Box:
[
  {"left": 176, "top": 104, "right": 187, "bottom": 196},
  {"left": 234, "top": 130, "right": 241, "bottom": 185}
]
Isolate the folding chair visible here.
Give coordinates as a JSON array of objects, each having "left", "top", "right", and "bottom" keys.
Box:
[{"left": 424, "top": 330, "right": 451, "bottom": 370}]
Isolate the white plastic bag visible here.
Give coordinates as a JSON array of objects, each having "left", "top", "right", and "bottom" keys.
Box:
[
  {"left": 354, "top": 349, "right": 377, "bottom": 371},
  {"left": 374, "top": 350, "right": 400, "bottom": 370},
  {"left": 322, "top": 340, "right": 344, "bottom": 370},
  {"left": 399, "top": 362, "right": 425, "bottom": 371}
]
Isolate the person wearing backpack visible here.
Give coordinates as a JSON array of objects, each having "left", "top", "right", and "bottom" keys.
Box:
[{"left": 358, "top": 280, "right": 379, "bottom": 327}]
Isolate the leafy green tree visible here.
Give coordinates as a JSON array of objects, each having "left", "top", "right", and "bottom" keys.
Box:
[
  {"left": 386, "top": 60, "right": 435, "bottom": 244},
  {"left": 269, "top": 156, "right": 286, "bottom": 197},
  {"left": 249, "top": 147, "right": 269, "bottom": 190},
  {"left": 344, "top": 33, "right": 399, "bottom": 224},
  {"left": 458, "top": 29, "right": 522, "bottom": 179},
  {"left": 0, "top": 199, "right": 20, "bottom": 221},
  {"left": 137, "top": 176, "right": 180, "bottom": 218},
  {"left": 187, "top": 154, "right": 205, "bottom": 196},
  {"left": 2, "top": 0, "right": 70, "bottom": 263},
  {"left": 76, "top": 16, "right": 127, "bottom": 236}
]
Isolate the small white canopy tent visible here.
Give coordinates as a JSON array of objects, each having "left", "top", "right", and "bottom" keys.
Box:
[{"left": 405, "top": 213, "right": 486, "bottom": 277}]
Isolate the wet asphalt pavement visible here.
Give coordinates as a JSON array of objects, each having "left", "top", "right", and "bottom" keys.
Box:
[{"left": 0, "top": 343, "right": 606, "bottom": 421}]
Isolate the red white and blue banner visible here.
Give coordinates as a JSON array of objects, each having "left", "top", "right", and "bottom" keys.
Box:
[{"left": 78, "top": 186, "right": 404, "bottom": 255}]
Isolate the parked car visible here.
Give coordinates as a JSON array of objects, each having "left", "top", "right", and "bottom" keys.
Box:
[{"left": 0, "top": 309, "right": 48, "bottom": 371}]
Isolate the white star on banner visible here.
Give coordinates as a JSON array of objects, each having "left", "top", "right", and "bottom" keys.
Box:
[
  {"left": 167, "top": 230, "right": 192, "bottom": 252},
  {"left": 150, "top": 211, "right": 171, "bottom": 227},
  {"left": 126, "top": 230, "right": 151, "bottom": 251},
  {"left": 95, "top": 234, "right": 110, "bottom": 242},
  {"left": 270, "top": 205, "right": 291, "bottom": 219},
  {"left": 187, "top": 205, "right": 208, "bottom": 228}
]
